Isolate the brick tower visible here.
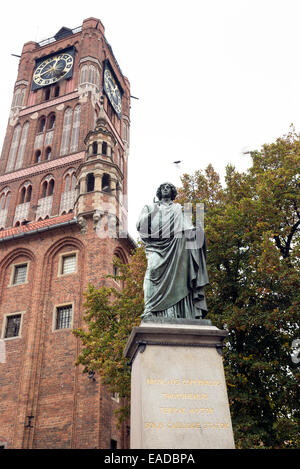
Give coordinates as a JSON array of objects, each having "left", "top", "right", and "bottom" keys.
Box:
[{"left": 0, "top": 18, "right": 133, "bottom": 449}]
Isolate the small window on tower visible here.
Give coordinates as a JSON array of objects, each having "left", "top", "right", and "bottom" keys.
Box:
[
  {"left": 45, "top": 147, "right": 52, "bottom": 161},
  {"left": 102, "top": 142, "right": 107, "bottom": 155},
  {"left": 54, "top": 305, "right": 73, "bottom": 330},
  {"left": 3, "top": 314, "right": 22, "bottom": 339},
  {"left": 54, "top": 85, "right": 60, "bottom": 97},
  {"left": 35, "top": 150, "right": 41, "bottom": 163},
  {"left": 44, "top": 87, "right": 51, "bottom": 101},
  {"left": 86, "top": 173, "right": 95, "bottom": 192},
  {"left": 60, "top": 253, "right": 77, "bottom": 275},
  {"left": 12, "top": 263, "right": 28, "bottom": 285},
  {"left": 39, "top": 117, "right": 46, "bottom": 133},
  {"left": 102, "top": 173, "right": 110, "bottom": 192},
  {"left": 92, "top": 141, "right": 98, "bottom": 155},
  {"left": 48, "top": 114, "right": 56, "bottom": 130}
]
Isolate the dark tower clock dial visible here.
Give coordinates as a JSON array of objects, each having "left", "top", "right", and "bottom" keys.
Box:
[
  {"left": 32, "top": 52, "right": 74, "bottom": 89},
  {"left": 104, "top": 68, "right": 122, "bottom": 117}
]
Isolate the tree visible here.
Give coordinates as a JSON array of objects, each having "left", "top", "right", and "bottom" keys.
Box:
[
  {"left": 74, "top": 127, "right": 299, "bottom": 447},
  {"left": 176, "top": 127, "right": 300, "bottom": 448},
  {"left": 73, "top": 243, "right": 147, "bottom": 422}
]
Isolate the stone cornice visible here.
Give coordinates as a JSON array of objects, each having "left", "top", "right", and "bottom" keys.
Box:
[
  {"left": 19, "top": 91, "right": 79, "bottom": 117},
  {"left": 0, "top": 152, "right": 85, "bottom": 185}
]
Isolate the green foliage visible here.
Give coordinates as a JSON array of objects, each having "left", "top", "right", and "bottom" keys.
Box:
[
  {"left": 177, "top": 126, "right": 300, "bottom": 449},
  {"left": 73, "top": 243, "right": 147, "bottom": 422},
  {"left": 74, "top": 127, "right": 299, "bottom": 447}
]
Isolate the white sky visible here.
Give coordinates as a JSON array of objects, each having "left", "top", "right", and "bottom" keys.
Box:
[{"left": 1, "top": 0, "right": 300, "bottom": 239}]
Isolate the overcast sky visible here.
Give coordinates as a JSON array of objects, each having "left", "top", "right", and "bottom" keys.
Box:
[{"left": 1, "top": 0, "right": 300, "bottom": 239}]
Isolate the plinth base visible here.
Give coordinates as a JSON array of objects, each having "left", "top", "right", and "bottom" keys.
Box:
[{"left": 124, "top": 320, "right": 235, "bottom": 449}]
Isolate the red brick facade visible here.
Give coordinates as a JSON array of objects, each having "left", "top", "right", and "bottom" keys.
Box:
[{"left": 0, "top": 17, "right": 133, "bottom": 449}]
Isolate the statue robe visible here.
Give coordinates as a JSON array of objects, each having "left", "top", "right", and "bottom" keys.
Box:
[{"left": 136, "top": 201, "right": 209, "bottom": 319}]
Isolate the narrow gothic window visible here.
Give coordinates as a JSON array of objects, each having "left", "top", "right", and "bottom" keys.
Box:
[
  {"left": 86, "top": 173, "right": 95, "bottom": 192},
  {"left": 20, "top": 187, "right": 26, "bottom": 204},
  {"left": 35, "top": 150, "right": 41, "bottom": 163},
  {"left": 102, "top": 142, "right": 107, "bottom": 155},
  {"left": 39, "top": 117, "right": 46, "bottom": 133},
  {"left": 45, "top": 147, "right": 51, "bottom": 161},
  {"left": 48, "top": 114, "right": 56, "bottom": 130},
  {"left": 102, "top": 173, "right": 110, "bottom": 192},
  {"left": 41, "top": 181, "right": 48, "bottom": 198},
  {"left": 92, "top": 141, "right": 98, "bottom": 155},
  {"left": 60, "top": 107, "right": 72, "bottom": 155},
  {"left": 48, "top": 179, "right": 55, "bottom": 196},
  {"left": 26, "top": 185, "right": 32, "bottom": 203},
  {"left": 15, "top": 121, "right": 29, "bottom": 170},
  {"left": 54, "top": 85, "right": 60, "bottom": 97},
  {"left": 70, "top": 105, "right": 81, "bottom": 153},
  {"left": 6, "top": 124, "right": 21, "bottom": 172}
]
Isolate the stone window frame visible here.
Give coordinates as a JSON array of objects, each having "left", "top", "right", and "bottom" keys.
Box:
[
  {"left": 9, "top": 261, "right": 30, "bottom": 287},
  {"left": 52, "top": 302, "right": 74, "bottom": 332},
  {"left": 1, "top": 311, "right": 25, "bottom": 341},
  {"left": 57, "top": 250, "right": 79, "bottom": 277}
]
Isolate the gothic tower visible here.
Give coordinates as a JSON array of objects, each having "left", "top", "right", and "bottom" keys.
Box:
[{"left": 0, "top": 18, "right": 133, "bottom": 449}]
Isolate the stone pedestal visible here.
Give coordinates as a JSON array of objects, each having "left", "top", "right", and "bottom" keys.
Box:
[{"left": 124, "top": 319, "right": 235, "bottom": 449}]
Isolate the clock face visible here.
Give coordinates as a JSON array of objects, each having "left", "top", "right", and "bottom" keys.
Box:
[
  {"left": 33, "top": 52, "right": 74, "bottom": 87},
  {"left": 104, "top": 68, "right": 122, "bottom": 116}
]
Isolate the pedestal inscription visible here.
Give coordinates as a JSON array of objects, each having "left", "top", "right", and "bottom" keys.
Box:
[{"left": 124, "top": 322, "right": 235, "bottom": 449}]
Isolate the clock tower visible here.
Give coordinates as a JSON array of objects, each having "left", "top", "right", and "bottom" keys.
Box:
[{"left": 0, "top": 18, "right": 133, "bottom": 449}]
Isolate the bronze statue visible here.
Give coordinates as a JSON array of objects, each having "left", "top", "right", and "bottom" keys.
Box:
[{"left": 137, "top": 182, "right": 209, "bottom": 320}]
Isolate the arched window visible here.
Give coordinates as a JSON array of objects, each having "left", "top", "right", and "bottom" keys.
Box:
[
  {"left": 48, "top": 179, "right": 55, "bottom": 196},
  {"left": 20, "top": 187, "right": 26, "bottom": 204},
  {"left": 102, "top": 142, "right": 107, "bottom": 156},
  {"left": 12, "top": 88, "right": 25, "bottom": 108},
  {"left": 70, "top": 105, "right": 81, "bottom": 153},
  {"left": 60, "top": 107, "right": 72, "bottom": 155},
  {"left": 41, "top": 181, "right": 48, "bottom": 198},
  {"left": 38, "top": 117, "right": 46, "bottom": 133},
  {"left": 48, "top": 114, "right": 56, "bottom": 130},
  {"left": 0, "top": 189, "right": 11, "bottom": 211},
  {"left": 92, "top": 141, "right": 98, "bottom": 155},
  {"left": 65, "top": 174, "right": 70, "bottom": 192},
  {"left": 45, "top": 147, "right": 52, "bottom": 161},
  {"left": 63, "top": 169, "right": 76, "bottom": 192},
  {"left": 80, "top": 65, "right": 88, "bottom": 84},
  {"left": 88, "top": 65, "right": 96, "bottom": 84},
  {"left": 87, "top": 173, "right": 95, "bottom": 192},
  {"left": 54, "top": 85, "right": 60, "bottom": 97},
  {"left": 35, "top": 150, "right": 41, "bottom": 163},
  {"left": 102, "top": 173, "right": 110, "bottom": 192},
  {"left": 6, "top": 124, "right": 21, "bottom": 172},
  {"left": 15, "top": 121, "right": 29, "bottom": 170},
  {"left": 26, "top": 185, "right": 32, "bottom": 203},
  {"left": 18, "top": 183, "right": 32, "bottom": 204}
]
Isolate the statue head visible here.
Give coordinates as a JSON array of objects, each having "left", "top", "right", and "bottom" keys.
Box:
[{"left": 156, "top": 182, "right": 177, "bottom": 201}]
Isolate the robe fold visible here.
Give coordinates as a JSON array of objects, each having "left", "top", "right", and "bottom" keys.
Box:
[{"left": 137, "top": 201, "right": 209, "bottom": 319}]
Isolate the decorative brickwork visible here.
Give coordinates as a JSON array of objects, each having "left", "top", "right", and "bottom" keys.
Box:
[{"left": 0, "top": 17, "right": 133, "bottom": 449}]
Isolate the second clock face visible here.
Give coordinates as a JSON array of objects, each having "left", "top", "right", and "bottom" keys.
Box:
[
  {"left": 104, "top": 68, "right": 122, "bottom": 116},
  {"left": 33, "top": 52, "right": 74, "bottom": 87}
]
